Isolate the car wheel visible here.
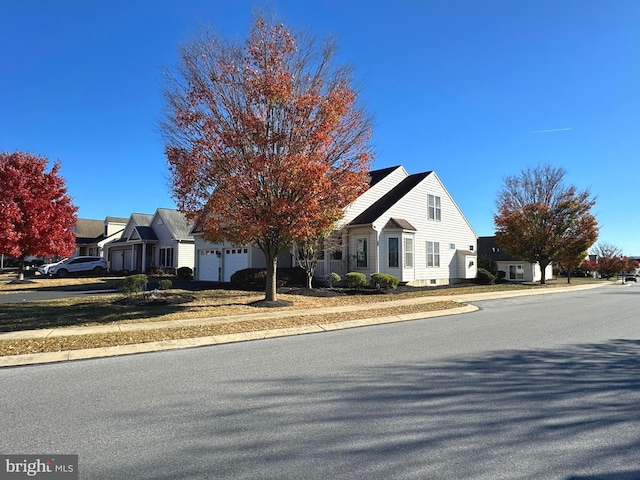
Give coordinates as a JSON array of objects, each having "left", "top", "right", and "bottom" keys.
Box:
[
  {"left": 56, "top": 269, "right": 68, "bottom": 277},
  {"left": 93, "top": 266, "right": 105, "bottom": 275}
]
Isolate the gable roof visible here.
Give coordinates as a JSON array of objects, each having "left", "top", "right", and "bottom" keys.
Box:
[
  {"left": 366, "top": 166, "right": 403, "bottom": 188},
  {"left": 350, "top": 172, "right": 432, "bottom": 226},
  {"left": 477, "top": 236, "right": 518, "bottom": 262},
  {"left": 155, "top": 208, "right": 194, "bottom": 240}
]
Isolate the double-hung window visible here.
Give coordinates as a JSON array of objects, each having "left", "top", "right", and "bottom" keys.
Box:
[
  {"left": 428, "top": 194, "right": 441, "bottom": 221},
  {"left": 426, "top": 241, "right": 440, "bottom": 267},
  {"left": 404, "top": 238, "right": 414, "bottom": 268}
]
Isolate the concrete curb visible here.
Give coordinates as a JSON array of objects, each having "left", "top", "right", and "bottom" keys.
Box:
[
  {"left": 0, "top": 282, "right": 607, "bottom": 368},
  {"left": 0, "top": 305, "right": 477, "bottom": 368}
]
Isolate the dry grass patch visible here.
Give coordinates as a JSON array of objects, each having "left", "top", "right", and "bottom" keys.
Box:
[{"left": 0, "top": 300, "right": 460, "bottom": 356}]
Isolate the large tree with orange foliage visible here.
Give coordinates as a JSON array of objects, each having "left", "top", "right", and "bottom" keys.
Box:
[
  {"left": 162, "top": 16, "right": 373, "bottom": 301},
  {"left": 495, "top": 165, "right": 598, "bottom": 284},
  {"left": 0, "top": 152, "right": 78, "bottom": 280}
]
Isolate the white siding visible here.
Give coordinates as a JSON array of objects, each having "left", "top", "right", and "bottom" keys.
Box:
[
  {"left": 177, "top": 241, "right": 195, "bottom": 269},
  {"left": 370, "top": 172, "right": 477, "bottom": 285},
  {"left": 339, "top": 167, "right": 408, "bottom": 227}
]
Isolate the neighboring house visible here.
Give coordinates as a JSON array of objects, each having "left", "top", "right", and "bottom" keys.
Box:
[
  {"left": 105, "top": 209, "right": 195, "bottom": 273},
  {"left": 192, "top": 166, "right": 478, "bottom": 286},
  {"left": 477, "top": 236, "right": 553, "bottom": 282},
  {"left": 325, "top": 169, "right": 478, "bottom": 286},
  {"left": 73, "top": 217, "right": 127, "bottom": 258}
]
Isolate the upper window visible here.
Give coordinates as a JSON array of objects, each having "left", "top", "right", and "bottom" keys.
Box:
[
  {"left": 428, "top": 194, "right": 441, "bottom": 221},
  {"left": 356, "top": 238, "right": 368, "bottom": 268},
  {"left": 427, "top": 241, "right": 440, "bottom": 267},
  {"left": 404, "top": 238, "right": 414, "bottom": 268},
  {"left": 388, "top": 237, "right": 399, "bottom": 268}
]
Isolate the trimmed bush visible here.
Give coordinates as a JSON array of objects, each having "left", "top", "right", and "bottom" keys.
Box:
[
  {"left": 116, "top": 274, "right": 148, "bottom": 295},
  {"left": 370, "top": 273, "right": 399, "bottom": 290},
  {"left": 177, "top": 266, "right": 193, "bottom": 281},
  {"left": 345, "top": 272, "right": 367, "bottom": 289},
  {"left": 230, "top": 268, "right": 266, "bottom": 288},
  {"left": 475, "top": 268, "right": 496, "bottom": 285},
  {"left": 230, "top": 267, "right": 308, "bottom": 288},
  {"left": 478, "top": 255, "right": 498, "bottom": 277},
  {"left": 158, "top": 279, "right": 172, "bottom": 290},
  {"left": 326, "top": 272, "right": 341, "bottom": 288}
]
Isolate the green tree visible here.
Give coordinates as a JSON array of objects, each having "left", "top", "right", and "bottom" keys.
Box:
[{"left": 494, "top": 165, "right": 598, "bottom": 284}]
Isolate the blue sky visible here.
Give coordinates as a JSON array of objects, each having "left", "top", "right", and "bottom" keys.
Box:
[{"left": 1, "top": 1, "right": 638, "bottom": 254}]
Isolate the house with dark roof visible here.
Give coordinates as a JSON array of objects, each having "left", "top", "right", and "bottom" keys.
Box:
[
  {"left": 477, "top": 236, "right": 553, "bottom": 282},
  {"left": 191, "top": 166, "right": 478, "bottom": 286},
  {"left": 73, "top": 217, "right": 127, "bottom": 258},
  {"left": 323, "top": 168, "right": 478, "bottom": 286},
  {"left": 105, "top": 209, "right": 194, "bottom": 273}
]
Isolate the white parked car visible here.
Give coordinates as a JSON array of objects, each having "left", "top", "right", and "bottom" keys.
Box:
[
  {"left": 38, "top": 259, "right": 67, "bottom": 275},
  {"left": 47, "top": 256, "right": 108, "bottom": 277}
]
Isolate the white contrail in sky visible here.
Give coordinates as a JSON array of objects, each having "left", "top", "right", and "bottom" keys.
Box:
[{"left": 526, "top": 127, "right": 572, "bottom": 134}]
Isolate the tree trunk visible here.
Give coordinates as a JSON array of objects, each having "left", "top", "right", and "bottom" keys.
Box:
[
  {"left": 17, "top": 256, "right": 25, "bottom": 281},
  {"left": 540, "top": 261, "right": 548, "bottom": 285},
  {"left": 306, "top": 272, "right": 313, "bottom": 289},
  {"left": 264, "top": 251, "right": 278, "bottom": 302},
  {"left": 567, "top": 271, "right": 572, "bottom": 284}
]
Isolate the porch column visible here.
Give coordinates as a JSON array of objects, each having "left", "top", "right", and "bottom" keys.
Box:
[
  {"left": 141, "top": 242, "right": 147, "bottom": 273},
  {"left": 131, "top": 245, "right": 135, "bottom": 271}
]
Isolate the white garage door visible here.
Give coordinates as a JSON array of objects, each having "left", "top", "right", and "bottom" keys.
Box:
[
  {"left": 224, "top": 247, "right": 249, "bottom": 282},
  {"left": 199, "top": 250, "right": 221, "bottom": 281},
  {"left": 110, "top": 251, "right": 124, "bottom": 272}
]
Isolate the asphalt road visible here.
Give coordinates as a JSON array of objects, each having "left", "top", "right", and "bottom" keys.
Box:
[{"left": 1, "top": 284, "right": 640, "bottom": 479}]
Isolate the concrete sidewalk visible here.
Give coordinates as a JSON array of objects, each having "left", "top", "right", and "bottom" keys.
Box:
[{"left": 0, "top": 283, "right": 605, "bottom": 368}]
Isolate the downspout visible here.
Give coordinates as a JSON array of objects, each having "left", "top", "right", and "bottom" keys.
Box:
[{"left": 373, "top": 225, "right": 380, "bottom": 274}]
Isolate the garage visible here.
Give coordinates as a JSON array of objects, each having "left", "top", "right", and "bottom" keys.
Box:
[
  {"left": 223, "top": 247, "right": 249, "bottom": 281},
  {"left": 198, "top": 250, "right": 221, "bottom": 281}
]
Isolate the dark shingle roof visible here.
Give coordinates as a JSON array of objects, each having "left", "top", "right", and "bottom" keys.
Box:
[
  {"left": 135, "top": 226, "right": 158, "bottom": 241},
  {"left": 350, "top": 172, "right": 432, "bottom": 226},
  {"left": 477, "top": 236, "right": 517, "bottom": 261},
  {"left": 366, "top": 166, "right": 402, "bottom": 188}
]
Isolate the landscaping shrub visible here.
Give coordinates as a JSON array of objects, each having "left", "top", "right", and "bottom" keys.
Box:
[
  {"left": 158, "top": 279, "right": 172, "bottom": 290},
  {"left": 478, "top": 255, "right": 498, "bottom": 277},
  {"left": 370, "top": 273, "right": 399, "bottom": 290},
  {"left": 475, "top": 268, "right": 496, "bottom": 285},
  {"left": 116, "top": 274, "right": 148, "bottom": 295},
  {"left": 230, "top": 268, "right": 267, "bottom": 288},
  {"left": 327, "top": 272, "right": 341, "bottom": 288},
  {"left": 345, "top": 272, "right": 367, "bottom": 289},
  {"left": 177, "top": 266, "right": 193, "bottom": 281},
  {"left": 230, "top": 267, "right": 308, "bottom": 288}
]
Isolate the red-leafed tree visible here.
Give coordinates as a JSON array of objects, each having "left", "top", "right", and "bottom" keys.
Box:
[
  {"left": 0, "top": 152, "right": 78, "bottom": 280},
  {"left": 495, "top": 165, "right": 598, "bottom": 284},
  {"left": 590, "top": 242, "right": 630, "bottom": 279},
  {"left": 162, "top": 16, "right": 373, "bottom": 301}
]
